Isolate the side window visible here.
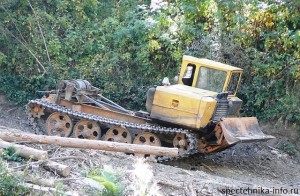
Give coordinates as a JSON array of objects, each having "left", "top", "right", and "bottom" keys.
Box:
[
  {"left": 196, "top": 67, "right": 227, "bottom": 92},
  {"left": 182, "top": 64, "right": 196, "bottom": 86},
  {"left": 227, "top": 73, "right": 241, "bottom": 94}
]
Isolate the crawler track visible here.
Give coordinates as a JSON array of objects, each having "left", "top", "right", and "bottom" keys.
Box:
[{"left": 27, "top": 99, "right": 199, "bottom": 159}]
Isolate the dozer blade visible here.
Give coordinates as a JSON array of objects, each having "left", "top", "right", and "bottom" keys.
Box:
[{"left": 220, "top": 117, "right": 275, "bottom": 145}]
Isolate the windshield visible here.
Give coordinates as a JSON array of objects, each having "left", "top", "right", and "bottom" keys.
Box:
[
  {"left": 196, "top": 67, "right": 227, "bottom": 92},
  {"left": 227, "top": 72, "right": 241, "bottom": 94}
]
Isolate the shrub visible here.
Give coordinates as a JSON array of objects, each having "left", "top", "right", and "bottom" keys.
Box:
[
  {"left": 1, "top": 146, "right": 25, "bottom": 162},
  {"left": 87, "top": 166, "right": 123, "bottom": 196},
  {"left": 0, "top": 159, "right": 29, "bottom": 196}
]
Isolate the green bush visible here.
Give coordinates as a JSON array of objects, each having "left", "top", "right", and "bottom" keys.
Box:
[
  {"left": 1, "top": 146, "right": 25, "bottom": 162},
  {"left": 0, "top": 0, "right": 299, "bottom": 127},
  {"left": 0, "top": 159, "right": 29, "bottom": 196},
  {"left": 281, "top": 141, "right": 299, "bottom": 156},
  {"left": 0, "top": 0, "right": 185, "bottom": 109},
  {"left": 87, "top": 167, "right": 123, "bottom": 196}
]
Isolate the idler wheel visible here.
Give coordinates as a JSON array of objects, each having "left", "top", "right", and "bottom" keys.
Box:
[{"left": 27, "top": 103, "right": 45, "bottom": 118}]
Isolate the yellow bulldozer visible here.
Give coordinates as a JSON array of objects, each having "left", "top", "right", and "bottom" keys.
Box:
[{"left": 27, "top": 55, "right": 274, "bottom": 158}]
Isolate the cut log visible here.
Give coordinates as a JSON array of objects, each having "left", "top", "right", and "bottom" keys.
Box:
[
  {"left": 0, "top": 139, "right": 48, "bottom": 160},
  {"left": 0, "top": 130, "right": 178, "bottom": 157},
  {"left": 21, "top": 183, "right": 77, "bottom": 196},
  {"left": 15, "top": 171, "right": 55, "bottom": 187},
  {"left": 27, "top": 177, "right": 55, "bottom": 188},
  {"left": 42, "top": 160, "right": 70, "bottom": 177}
]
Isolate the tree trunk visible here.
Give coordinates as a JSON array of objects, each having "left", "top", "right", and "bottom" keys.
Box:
[
  {"left": 0, "top": 130, "right": 178, "bottom": 157},
  {"left": 0, "top": 139, "right": 48, "bottom": 160}
]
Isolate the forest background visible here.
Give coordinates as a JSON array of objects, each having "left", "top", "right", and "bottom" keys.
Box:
[{"left": 0, "top": 0, "right": 299, "bottom": 136}]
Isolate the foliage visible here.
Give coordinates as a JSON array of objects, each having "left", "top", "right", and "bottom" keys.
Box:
[
  {"left": 281, "top": 141, "right": 299, "bottom": 156},
  {"left": 0, "top": 72, "right": 55, "bottom": 104},
  {"left": 183, "top": 0, "right": 300, "bottom": 128},
  {"left": 87, "top": 167, "right": 123, "bottom": 196},
  {"left": 0, "top": 0, "right": 185, "bottom": 109},
  {"left": 54, "top": 182, "right": 65, "bottom": 196},
  {"left": 0, "top": 0, "right": 299, "bottom": 128},
  {"left": 1, "top": 146, "right": 25, "bottom": 162},
  {"left": 0, "top": 159, "right": 29, "bottom": 196}
]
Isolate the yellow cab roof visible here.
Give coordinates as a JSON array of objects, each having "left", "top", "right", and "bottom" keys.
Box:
[{"left": 183, "top": 55, "right": 243, "bottom": 71}]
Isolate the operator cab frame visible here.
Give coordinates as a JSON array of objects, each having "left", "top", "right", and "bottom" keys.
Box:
[{"left": 178, "top": 55, "right": 243, "bottom": 96}]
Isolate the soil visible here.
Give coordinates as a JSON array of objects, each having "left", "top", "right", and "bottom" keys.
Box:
[{"left": 0, "top": 94, "right": 299, "bottom": 195}]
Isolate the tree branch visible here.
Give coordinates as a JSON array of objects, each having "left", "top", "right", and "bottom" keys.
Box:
[
  {"left": 1, "top": 27, "right": 47, "bottom": 75},
  {"left": 27, "top": 0, "right": 52, "bottom": 66}
]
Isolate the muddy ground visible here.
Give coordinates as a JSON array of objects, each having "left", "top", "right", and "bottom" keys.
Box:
[{"left": 0, "top": 94, "right": 299, "bottom": 195}]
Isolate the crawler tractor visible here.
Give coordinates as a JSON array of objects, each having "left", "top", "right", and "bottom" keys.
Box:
[{"left": 27, "top": 55, "right": 274, "bottom": 158}]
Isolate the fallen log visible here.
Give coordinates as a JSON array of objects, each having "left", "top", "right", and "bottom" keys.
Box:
[
  {"left": 15, "top": 171, "right": 55, "bottom": 187},
  {"left": 12, "top": 159, "right": 70, "bottom": 177},
  {"left": 26, "top": 177, "right": 55, "bottom": 188},
  {"left": 0, "top": 139, "right": 48, "bottom": 160},
  {"left": 0, "top": 130, "right": 178, "bottom": 157},
  {"left": 21, "top": 183, "right": 77, "bottom": 196},
  {"left": 42, "top": 160, "right": 71, "bottom": 177}
]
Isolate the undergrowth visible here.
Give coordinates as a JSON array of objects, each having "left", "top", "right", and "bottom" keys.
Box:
[
  {"left": 87, "top": 166, "right": 123, "bottom": 196},
  {"left": 0, "top": 159, "right": 29, "bottom": 196},
  {"left": 281, "top": 141, "right": 299, "bottom": 156},
  {"left": 1, "top": 146, "right": 25, "bottom": 162}
]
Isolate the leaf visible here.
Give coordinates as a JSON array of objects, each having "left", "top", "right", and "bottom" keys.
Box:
[{"left": 87, "top": 174, "right": 119, "bottom": 195}]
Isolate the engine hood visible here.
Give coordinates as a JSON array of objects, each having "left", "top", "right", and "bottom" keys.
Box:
[{"left": 157, "top": 84, "right": 218, "bottom": 99}]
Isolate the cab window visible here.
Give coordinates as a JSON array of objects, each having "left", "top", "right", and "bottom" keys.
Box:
[
  {"left": 227, "top": 72, "right": 241, "bottom": 95},
  {"left": 182, "top": 64, "right": 196, "bottom": 86},
  {"left": 196, "top": 67, "right": 227, "bottom": 92}
]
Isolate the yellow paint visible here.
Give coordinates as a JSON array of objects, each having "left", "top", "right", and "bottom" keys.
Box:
[
  {"left": 178, "top": 55, "right": 243, "bottom": 96},
  {"left": 181, "top": 55, "right": 243, "bottom": 72},
  {"left": 228, "top": 71, "right": 243, "bottom": 96},
  {"left": 150, "top": 84, "right": 218, "bottom": 129},
  {"left": 197, "top": 97, "right": 217, "bottom": 128},
  {"left": 150, "top": 56, "right": 244, "bottom": 129}
]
